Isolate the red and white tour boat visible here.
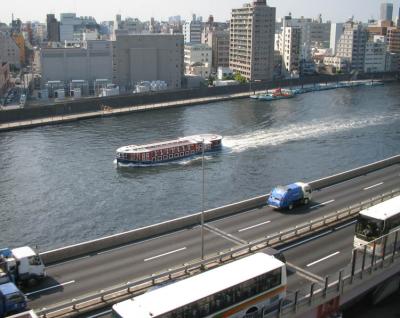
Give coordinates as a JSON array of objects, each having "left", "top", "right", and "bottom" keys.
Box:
[{"left": 116, "top": 134, "right": 222, "bottom": 165}]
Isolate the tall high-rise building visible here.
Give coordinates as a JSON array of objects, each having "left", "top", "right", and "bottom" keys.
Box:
[
  {"left": 336, "top": 21, "right": 368, "bottom": 72},
  {"left": 380, "top": 3, "right": 393, "bottom": 21},
  {"left": 229, "top": 0, "right": 276, "bottom": 81},
  {"left": 46, "top": 14, "right": 60, "bottom": 42}
]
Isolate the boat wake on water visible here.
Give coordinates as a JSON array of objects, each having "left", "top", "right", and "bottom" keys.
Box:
[{"left": 223, "top": 114, "right": 400, "bottom": 153}]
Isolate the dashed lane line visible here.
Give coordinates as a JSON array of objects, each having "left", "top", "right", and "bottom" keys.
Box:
[
  {"left": 238, "top": 220, "right": 271, "bottom": 232},
  {"left": 309, "top": 199, "right": 335, "bottom": 210},
  {"left": 363, "top": 182, "right": 384, "bottom": 190},
  {"left": 144, "top": 247, "right": 187, "bottom": 262},
  {"left": 307, "top": 251, "right": 340, "bottom": 267},
  {"left": 25, "top": 280, "right": 76, "bottom": 296}
]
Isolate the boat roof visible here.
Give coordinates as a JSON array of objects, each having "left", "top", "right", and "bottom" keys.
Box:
[
  {"left": 117, "top": 134, "right": 221, "bottom": 154},
  {"left": 113, "top": 253, "right": 283, "bottom": 318},
  {"left": 360, "top": 195, "right": 400, "bottom": 221}
]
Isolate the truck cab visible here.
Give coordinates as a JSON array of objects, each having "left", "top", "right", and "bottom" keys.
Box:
[
  {"left": 267, "top": 182, "right": 312, "bottom": 210},
  {"left": 0, "top": 282, "right": 27, "bottom": 317},
  {"left": 0, "top": 247, "right": 45, "bottom": 283}
]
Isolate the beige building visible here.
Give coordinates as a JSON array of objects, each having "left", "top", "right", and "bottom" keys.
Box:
[
  {"left": 202, "top": 29, "right": 229, "bottom": 71},
  {"left": 113, "top": 34, "right": 184, "bottom": 90},
  {"left": 229, "top": 0, "right": 276, "bottom": 81}
]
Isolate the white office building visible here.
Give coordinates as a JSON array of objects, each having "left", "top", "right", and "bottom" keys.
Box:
[
  {"left": 60, "top": 13, "right": 79, "bottom": 42},
  {"left": 278, "top": 26, "right": 301, "bottom": 76},
  {"left": 335, "top": 21, "right": 368, "bottom": 72},
  {"left": 330, "top": 23, "right": 344, "bottom": 56},
  {"left": 184, "top": 43, "right": 212, "bottom": 78},
  {"left": 364, "top": 36, "right": 387, "bottom": 73},
  {"left": 183, "top": 15, "right": 202, "bottom": 44}
]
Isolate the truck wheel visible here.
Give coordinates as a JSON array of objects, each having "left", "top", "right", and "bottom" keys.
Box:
[
  {"left": 288, "top": 204, "right": 293, "bottom": 210},
  {"left": 304, "top": 198, "right": 309, "bottom": 205}
]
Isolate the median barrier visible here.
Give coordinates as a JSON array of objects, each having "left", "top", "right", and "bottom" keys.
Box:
[
  {"left": 41, "top": 155, "right": 400, "bottom": 265},
  {"left": 309, "top": 154, "right": 400, "bottom": 189},
  {"left": 40, "top": 194, "right": 268, "bottom": 264}
]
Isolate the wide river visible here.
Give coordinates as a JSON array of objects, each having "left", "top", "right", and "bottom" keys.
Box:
[{"left": 0, "top": 83, "right": 399, "bottom": 250}]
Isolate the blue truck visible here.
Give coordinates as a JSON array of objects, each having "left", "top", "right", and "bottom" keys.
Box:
[
  {"left": 0, "top": 282, "right": 27, "bottom": 318},
  {"left": 267, "top": 182, "right": 312, "bottom": 210}
]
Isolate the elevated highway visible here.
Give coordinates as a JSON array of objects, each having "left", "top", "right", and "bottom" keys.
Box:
[{"left": 20, "top": 158, "right": 400, "bottom": 317}]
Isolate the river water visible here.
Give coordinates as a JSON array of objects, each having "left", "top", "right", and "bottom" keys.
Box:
[{"left": 0, "top": 83, "right": 399, "bottom": 250}]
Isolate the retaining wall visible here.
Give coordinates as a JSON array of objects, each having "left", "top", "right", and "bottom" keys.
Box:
[
  {"left": 2, "top": 72, "right": 396, "bottom": 124},
  {"left": 40, "top": 154, "right": 400, "bottom": 265}
]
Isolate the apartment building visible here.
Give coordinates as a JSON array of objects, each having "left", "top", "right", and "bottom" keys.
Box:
[
  {"left": 335, "top": 21, "right": 368, "bottom": 72},
  {"left": 229, "top": 0, "right": 276, "bottom": 81},
  {"left": 279, "top": 26, "right": 301, "bottom": 75}
]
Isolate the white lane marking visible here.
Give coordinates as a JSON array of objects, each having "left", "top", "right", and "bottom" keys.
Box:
[
  {"left": 309, "top": 199, "right": 335, "bottom": 210},
  {"left": 25, "top": 280, "right": 75, "bottom": 296},
  {"left": 238, "top": 220, "right": 271, "bottom": 232},
  {"left": 335, "top": 220, "right": 357, "bottom": 231},
  {"left": 363, "top": 182, "right": 384, "bottom": 190},
  {"left": 306, "top": 251, "right": 340, "bottom": 267},
  {"left": 144, "top": 247, "right": 187, "bottom": 262},
  {"left": 279, "top": 230, "right": 332, "bottom": 252},
  {"left": 86, "top": 310, "right": 112, "bottom": 318}
]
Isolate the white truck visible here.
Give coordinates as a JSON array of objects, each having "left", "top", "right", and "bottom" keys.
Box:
[{"left": 0, "top": 247, "right": 46, "bottom": 284}]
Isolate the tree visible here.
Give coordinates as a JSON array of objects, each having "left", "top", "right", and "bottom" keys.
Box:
[
  {"left": 207, "top": 75, "right": 215, "bottom": 86},
  {"left": 234, "top": 72, "right": 247, "bottom": 84}
]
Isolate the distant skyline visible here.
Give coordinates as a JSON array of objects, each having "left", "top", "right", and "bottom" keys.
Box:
[{"left": 1, "top": 0, "right": 400, "bottom": 24}]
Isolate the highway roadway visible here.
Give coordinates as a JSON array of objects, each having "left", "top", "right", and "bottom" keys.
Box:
[
  {"left": 25, "top": 163, "right": 400, "bottom": 312},
  {"left": 80, "top": 219, "right": 364, "bottom": 318}
]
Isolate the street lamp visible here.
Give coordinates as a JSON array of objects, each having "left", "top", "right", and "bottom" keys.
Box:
[{"left": 201, "top": 138, "right": 205, "bottom": 260}]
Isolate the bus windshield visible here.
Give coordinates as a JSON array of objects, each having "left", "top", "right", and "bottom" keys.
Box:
[{"left": 355, "top": 215, "right": 384, "bottom": 241}]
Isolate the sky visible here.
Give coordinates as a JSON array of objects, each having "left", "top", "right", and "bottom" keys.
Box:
[{"left": 1, "top": 0, "right": 400, "bottom": 24}]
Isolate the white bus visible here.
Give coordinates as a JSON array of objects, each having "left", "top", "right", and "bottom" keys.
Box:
[
  {"left": 354, "top": 195, "right": 400, "bottom": 255},
  {"left": 112, "top": 253, "right": 287, "bottom": 318}
]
